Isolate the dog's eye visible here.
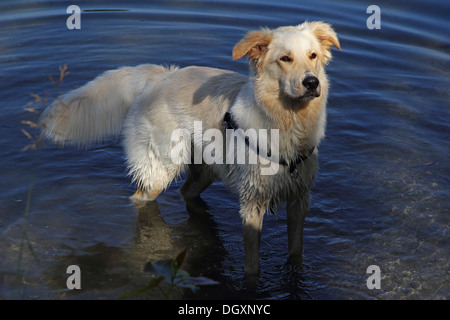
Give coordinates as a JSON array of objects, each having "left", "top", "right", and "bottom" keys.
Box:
[
  {"left": 279, "top": 55, "right": 292, "bottom": 63},
  {"left": 310, "top": 52, "right": 317, "bottom": 59}
]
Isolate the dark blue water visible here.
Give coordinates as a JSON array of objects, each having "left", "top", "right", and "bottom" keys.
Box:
[{"left": 0, "top": 0, "right": 448, "bottom": 299}]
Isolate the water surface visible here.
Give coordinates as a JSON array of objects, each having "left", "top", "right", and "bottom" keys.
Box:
[{"left": 0, "top": 0, "right": 449, "bottom": 299}]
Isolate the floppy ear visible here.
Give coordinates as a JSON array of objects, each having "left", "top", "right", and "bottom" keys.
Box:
[
  {"left": 308, "top": 21, "right": 341, "bottom": 64},
  {"left": 232, "top": 29, "right": 272, "bottom": 61}
]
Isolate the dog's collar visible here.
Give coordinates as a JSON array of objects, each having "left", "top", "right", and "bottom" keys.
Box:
[{"left": 223, "top": 112, "right": 315, "bottom": 174}]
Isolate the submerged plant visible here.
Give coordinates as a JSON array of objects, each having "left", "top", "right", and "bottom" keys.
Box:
[
  {"left": 119, "top": 250, "right": 218, "bottom": 300},
  {"left": 14, "top": 66, "right": 70, "bottom": 298}
]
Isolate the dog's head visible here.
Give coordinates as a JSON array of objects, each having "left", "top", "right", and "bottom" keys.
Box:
[{"left": 233, "top": 21, "right": 340, "bottom": 102}]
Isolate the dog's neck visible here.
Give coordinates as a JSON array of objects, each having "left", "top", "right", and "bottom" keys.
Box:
[{"left": 230, "top": 80, "right": 326, "bottom": 158}]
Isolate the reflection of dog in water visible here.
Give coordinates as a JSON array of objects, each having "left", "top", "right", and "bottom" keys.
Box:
[
  {"left": 135, "top": 197, "right": 225, "bottom": 281},
  {"left": 134, "top": 201, "right": 174, "bottom": 260},
  {"left": 40, "top": 21, "right": 340, "bottom": 274}
]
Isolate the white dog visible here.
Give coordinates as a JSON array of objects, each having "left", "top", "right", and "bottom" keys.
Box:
[{"left": 40, "top": 21, "right": 340, "bottom": 274}]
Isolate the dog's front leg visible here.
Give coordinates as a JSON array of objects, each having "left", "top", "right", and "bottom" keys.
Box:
[
  {"left": 241, "top": 206, "right": 264, "bottom": 275},
  {"left": 286, "top": 195, "right": 309, "bottom": 264}
]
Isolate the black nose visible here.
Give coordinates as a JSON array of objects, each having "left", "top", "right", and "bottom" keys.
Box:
[{"left": 302, "top": 76, "right": 319, "bottom": 90}]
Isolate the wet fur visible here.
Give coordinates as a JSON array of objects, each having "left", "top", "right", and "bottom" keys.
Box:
[{"left": 40, "top": 21, "right": 340, "bottom": 274}]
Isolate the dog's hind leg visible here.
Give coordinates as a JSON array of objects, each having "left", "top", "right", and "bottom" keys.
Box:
[
  {"left": 127, "top": 146, "right": 181, "bottom": 203},
  {"left": 123, "top": 106, "right": 185, "bottom": 203},
  {"left": 180, "top": 164, "right": 215, "bottom": 199},
  {"left": 131, "top": 187, "right": 163, "bottom": 202},
  {"left": 124, "top": 131, "right": 182, "bottom": 204}
]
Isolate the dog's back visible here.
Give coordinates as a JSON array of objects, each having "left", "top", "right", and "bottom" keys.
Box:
[{"left": 40, "top": 64, "right": 247, "bottom": 147}]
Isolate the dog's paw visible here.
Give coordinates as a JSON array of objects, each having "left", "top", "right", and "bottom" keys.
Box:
[{"left": 129, "top": 188, "right": 160, "bottom": 204}]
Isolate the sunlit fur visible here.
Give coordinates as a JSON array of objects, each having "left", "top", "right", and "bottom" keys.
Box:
[{"left": 40, "top": 21, "right": 340, "bottom": 274}]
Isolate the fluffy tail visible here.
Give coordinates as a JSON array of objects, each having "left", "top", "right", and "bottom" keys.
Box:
[{"left": 40, "top": 64, "right": 178, "bottom": 146}]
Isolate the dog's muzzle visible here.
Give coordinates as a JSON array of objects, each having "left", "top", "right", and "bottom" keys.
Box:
[{"left": 302, "top": 75, "right": 320, "bottom": 98}]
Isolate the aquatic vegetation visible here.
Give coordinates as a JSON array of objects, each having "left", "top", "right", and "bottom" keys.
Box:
[{"left": 119, "top": 250, "right": 218, "bottom": 300}]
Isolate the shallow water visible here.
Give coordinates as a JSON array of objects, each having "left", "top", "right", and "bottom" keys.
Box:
[{"left": 0, "top": 0, "right": 449, "bottom": 300}]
